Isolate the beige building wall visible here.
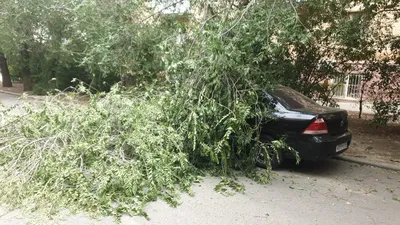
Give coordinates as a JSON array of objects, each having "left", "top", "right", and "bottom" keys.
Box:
[
  {"left": 348, "top": 3, "right": 400, "bottom": 36},
  {"left": 393, "top": 19, "right": 400, "bottom": 36}
]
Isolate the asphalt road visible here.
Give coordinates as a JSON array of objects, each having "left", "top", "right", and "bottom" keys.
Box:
[{"left": 0, "top": 92, "right": 399, "bottom": 225}]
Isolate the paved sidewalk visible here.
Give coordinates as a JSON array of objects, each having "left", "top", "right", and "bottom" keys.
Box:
[
  {"left": 337, "top": 101, "right": 374, "bottom": 114},
  {"left": 0, "top": 91, "right": 20, "bottom": 107},
  {"left": 0, "top": 82, "right": 24, "bottom": 95}
]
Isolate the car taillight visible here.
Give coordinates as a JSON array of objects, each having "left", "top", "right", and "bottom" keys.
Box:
[{"left": 302, "top": 118, "right": 328, "bottom": 135}]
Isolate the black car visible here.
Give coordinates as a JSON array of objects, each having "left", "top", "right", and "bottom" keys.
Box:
[{"left": 256, "top": 86, "right": 352, "bottom": 168}]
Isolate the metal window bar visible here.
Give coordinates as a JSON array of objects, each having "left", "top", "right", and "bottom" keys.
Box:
[
  {"left": 347, "top": 75, "right": 364, "bottom": 99},
  {"left": 333, "top": 75, "right": 364, "bottom": 99},
  {"left": 333, "top": 76, "right": 348, "bottom": 98}
]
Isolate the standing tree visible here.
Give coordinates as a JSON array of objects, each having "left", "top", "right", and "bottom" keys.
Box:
[
  {"left": 0, "top": 52, "right": 12, "bottom": 87},
  {"left": 0, "top": 0, "right": 43, "bottom": 92},
  {"left": 20, "top": 44, "right": 32, "bottom": 91}
]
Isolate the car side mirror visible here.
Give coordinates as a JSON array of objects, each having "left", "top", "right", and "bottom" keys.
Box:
[{"left": 264, "top": 94, "right": 278, "bottom": 110}]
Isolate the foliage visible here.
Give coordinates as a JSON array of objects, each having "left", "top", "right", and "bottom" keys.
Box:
[
  {"left": 372, "top": 100, "right": 399, "bottom": 125},
  {"left": 0, "top": 80, "right": 295, "bottom": 220},
  {"left": 214, "top": 177, "right": 245, "bottom": 197},
  {"left": 68, "top": 0, "right": 168, "bottom": 87},
  {"left": 161, "top": 0, "right": 302, "bottom": 175},
  {"left": 0, "top": 85, "right": 199, "bottom": 218},
  {"left": 0, "top": 0, "right": 91, "bottom": 91},
  {"left": 0, "top": 0, "right": 398, "bottom": 112},
  {"left": 286, "top": 0, "right": 400, "bottom": 122},
  {"left": 0, "top": 1, "right": 301, "bottom": 219},
  {"left": 369, "top": 62, "right": 400, "bottom": 125},
  {"left": 270, "top": 0, "right": 397, "bottom": 109},
  {"left": 0, "top": 0, "right": 166, "bottom": 91}
]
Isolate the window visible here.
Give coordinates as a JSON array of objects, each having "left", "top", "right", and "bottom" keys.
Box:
[
  {"left": 270, "top": 87, "right": 319, "bottom": 109},
  {"left": 333, "top": 75, "right": 364, "bottom": 99}
]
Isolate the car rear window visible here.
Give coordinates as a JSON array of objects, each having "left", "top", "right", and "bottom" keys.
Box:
[{"left": 270, "top": 87, "right": 319, "bottom": 109}]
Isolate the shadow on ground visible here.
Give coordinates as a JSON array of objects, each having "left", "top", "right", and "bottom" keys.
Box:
[{"left": 276, "top": 159, "right": 352, "bottom": 177}]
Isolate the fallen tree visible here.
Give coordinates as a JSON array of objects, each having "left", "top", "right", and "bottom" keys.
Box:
[{"left": 0, "top": 0, "right": 300, "bottom": 219}]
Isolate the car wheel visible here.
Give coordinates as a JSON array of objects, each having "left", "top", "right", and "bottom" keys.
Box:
[{"left": 255, "top": 135, "right": 283, "bottom": 169}]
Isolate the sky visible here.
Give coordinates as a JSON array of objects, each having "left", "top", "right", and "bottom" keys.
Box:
[{"left": 147, "top": 0, "right": 190, "bottom": 14}]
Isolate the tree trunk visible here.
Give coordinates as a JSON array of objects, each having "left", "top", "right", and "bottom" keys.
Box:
[
  {"left": 21, "top": 44, "right": 32, "bottom": 91},
  {"left": 22, "top": 70, "right": 32, "bottom": 91},
  {"left": 359, "top": 82, "right": 366, "bottom": 119},
  {"left": 0, "top": 53, "right": 12, "bottom": 87},
  {"left": 358, "top": 95, "right": 363, "bottom": 119}
]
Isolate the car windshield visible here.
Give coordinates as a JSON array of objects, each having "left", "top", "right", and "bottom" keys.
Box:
[{"left": 270, "top": 87, "right": 319, "bottom": 109}]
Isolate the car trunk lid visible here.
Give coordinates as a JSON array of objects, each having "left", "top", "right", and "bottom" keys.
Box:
[
  {"left": 293, "top": 106, "right": 349, "bottom": 136},
  {"left": 320, "top": 110, "right": 349, "bottom": 136}
]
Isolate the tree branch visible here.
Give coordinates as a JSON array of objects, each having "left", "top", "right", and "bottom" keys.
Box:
[{"left": 219, "top": 0, "right": 255, "bottom": 37}]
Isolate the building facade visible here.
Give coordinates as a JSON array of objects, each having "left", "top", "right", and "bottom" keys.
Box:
[{"left": 333, "top": 6, "right": 400, "bottom": 101}]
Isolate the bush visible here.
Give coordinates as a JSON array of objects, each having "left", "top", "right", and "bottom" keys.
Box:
[{"left": 372, "top": 100, "right": 400, "bottom": 125}]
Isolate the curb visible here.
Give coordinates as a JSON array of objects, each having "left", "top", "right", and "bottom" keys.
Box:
[
  {"left": 0, "top": 90, "right": 45, "bottom": 101},
  {"left": 0, "top": 90, "right": 22, "bottom": 97},
  {"left": 335, "top": 155, "right": 400, "bottom": 171}
]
